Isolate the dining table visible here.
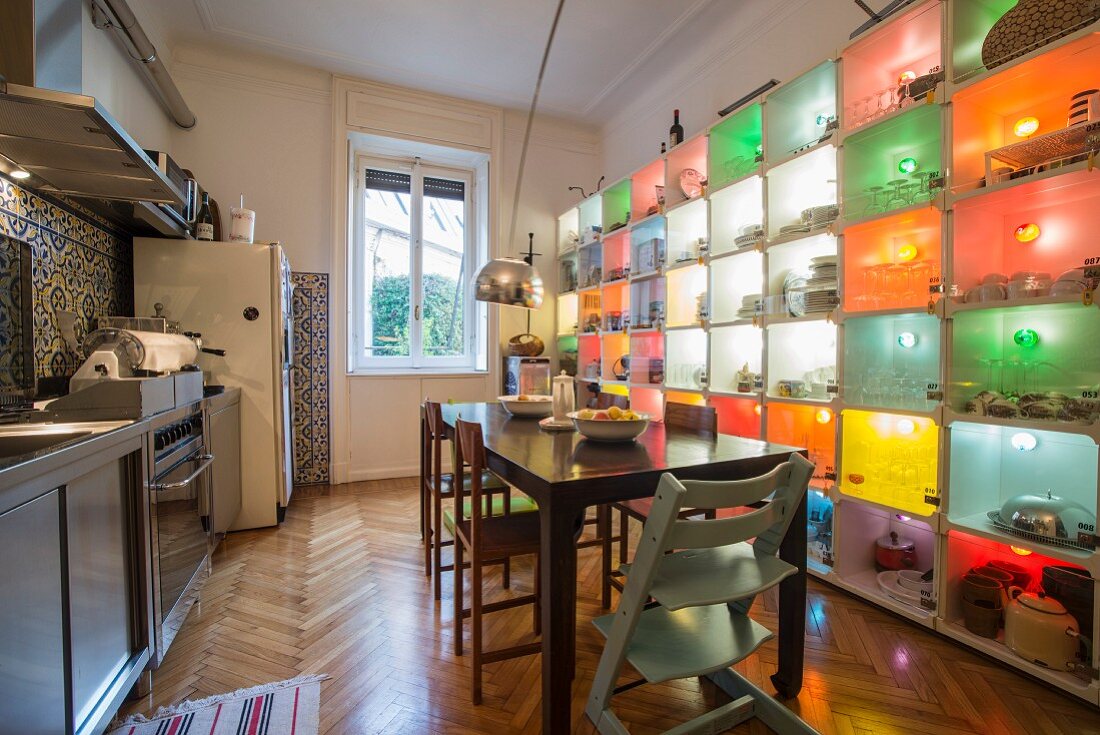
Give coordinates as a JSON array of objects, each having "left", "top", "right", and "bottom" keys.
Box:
[{"left": 438, "top": 402, "right": 808, "bottom": 734}]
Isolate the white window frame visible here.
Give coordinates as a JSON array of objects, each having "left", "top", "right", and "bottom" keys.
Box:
[{"left": 350, "top": 152, "right": 485, "bottom": 372}]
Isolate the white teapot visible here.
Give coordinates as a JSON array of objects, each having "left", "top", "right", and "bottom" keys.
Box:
[{"left": 552, "top": 370, "right": 575, "bottom": 424}]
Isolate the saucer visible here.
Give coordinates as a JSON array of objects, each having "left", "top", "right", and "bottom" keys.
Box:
[{"left": 539, "top": 417, "right": 575, "bottom": 432}]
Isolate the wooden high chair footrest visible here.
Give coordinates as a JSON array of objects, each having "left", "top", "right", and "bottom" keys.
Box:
[{"left": 592, "top": 603, "right": 774, "bottom": 684}]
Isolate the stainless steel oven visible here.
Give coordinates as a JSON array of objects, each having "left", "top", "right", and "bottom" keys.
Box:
[{"left": 147, "top": 405, "right": 215, "bottom": 667}]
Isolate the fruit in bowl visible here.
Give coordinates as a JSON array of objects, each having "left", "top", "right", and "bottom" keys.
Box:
[
  {"left": 498, "top": 394, "right": 553, "bottom": 417},
  {"left": 568, "top": 407, "right": 650, "bottom": 441}
]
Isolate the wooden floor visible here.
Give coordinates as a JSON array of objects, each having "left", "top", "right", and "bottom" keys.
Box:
[{"left": 121, "top": 477, "right": 1100, "bottom": 734}]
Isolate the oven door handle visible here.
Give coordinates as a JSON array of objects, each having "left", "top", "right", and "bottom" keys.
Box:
[{"left": 153, "top": 454, "right": 215, "bottom": 491}]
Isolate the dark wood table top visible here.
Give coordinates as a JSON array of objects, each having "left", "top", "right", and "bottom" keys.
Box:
[{"left": 440, "top": 402, "right": 802, "bottom": 505}]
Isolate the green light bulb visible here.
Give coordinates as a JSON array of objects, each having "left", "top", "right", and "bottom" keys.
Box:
[
  {"left": 815, "top": 114, "right": 828, "bottom": 127},
  {"left": 898, "top": 157, "right": 919, "bottom": 174},
  {"left": 1013, "top": 328, "right": 1039, "bottom": 348},
  {"left": 755, "top": 143, "right": 763, "bottom": 156}
]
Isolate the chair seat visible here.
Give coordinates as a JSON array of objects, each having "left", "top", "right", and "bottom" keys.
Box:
[
  {"left": 449, "top": 512, "right": 542, "bottom": 557},
  {"left": 439, "top": 470, "right": 507, "bottom": 497},
  {"left": 443, "top": 495, "right": 539, "bottom": 533},
  {"left": 592, "top": 603, "right": 773, "bottom": 684},
  {"left": 618, "top": 542, "right": 798, "bottom": 611}
]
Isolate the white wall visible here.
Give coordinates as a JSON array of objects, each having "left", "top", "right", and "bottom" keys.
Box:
[{"left": 596, "top": 0, "right": 868, "bottom": 180}]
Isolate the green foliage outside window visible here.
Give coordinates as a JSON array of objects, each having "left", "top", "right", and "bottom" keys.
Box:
[{"left": 370, "top": 273, "right": 463, "bottom": 357}]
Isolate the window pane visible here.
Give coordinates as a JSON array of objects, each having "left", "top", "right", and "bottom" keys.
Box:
[
  {"left": 363, "top": 169, "right": 412, "bottom": 358},
  {"left": 421, "top": 177, "right": 466, "bottom": 358}
]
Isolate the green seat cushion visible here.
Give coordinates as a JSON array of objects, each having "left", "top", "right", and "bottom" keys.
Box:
[{"left": 443, "top": 494, "right": 538, "bottom": 532}]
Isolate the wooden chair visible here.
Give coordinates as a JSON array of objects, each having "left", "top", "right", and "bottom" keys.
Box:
[
  {"left": 586, "top": 454, "right": 817, "bottom": 734},
  {"left": 604, "top": 401, "right": 718, "bottom": 599},
  {"left": 451, "top": 416, "right": 542, "bottom": 704},
  {"left": 423, "top": 400, "right": 534, "bottom": 600}
]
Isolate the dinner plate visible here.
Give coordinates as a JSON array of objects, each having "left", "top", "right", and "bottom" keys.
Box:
[
  {"left": 877, "top": 571, "right": 922, "bottom": 606},
  {"left": 679, "top": 168, "right": 703, "bottom": 199}
]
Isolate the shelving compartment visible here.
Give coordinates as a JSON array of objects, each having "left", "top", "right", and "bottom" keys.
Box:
[
  {"left": 578, "top": 289, "right": 602, "bottom": 334},
  {"left": 601, "top": 230, "right": 631, "bottom": 284},
  {"left": 601, "top": 332, "right": 630, "bottom": 384},
  {"left": 707, "top": 103, "right": 762, "bottom": 190},
  {"left": 577, "top": 332, "right": 601, "bottom": 382},
  {"left": 765, "top": 401, "right": 836, "bottom": 490},
  {"left": 941, "top": 530, "right": 1097, "bottom": 695},
  {"left": 628, "top": 331, "right": 664, "bottom": 387},
  {"left": 664, "top": 328, "right": 707, "bottom": 391},
  {"left": 766, "top": 320, "right": 837, "bottom": 400},
  {"left": 710, "top": 250, "right": 763, "bottom": 324},
  {"left": 709, "top": 175, "right": 763, "bottom": 258},
  {"left": 834, "top": 500, "right": 937, "bottom": 617},
  {"left": 665, "top": 264, "right": 707, "bottom": 329},
  {"left": 630, "top": 215, "right": 666, "bottom": 277},
  {"left": 839, "top": 409, "right": 940, "bottom": 516},
  {"left": 665, "top": 197, "right": 708, "bottom": 265},
  {"left": 840, "top": 103, "right": 943, "bottom": 221},
  {"left": 765, "top": 61, "right": 838, "bottom": 162},
  {"left": 841, "top": 207, "right": 942, "bottom": 313},
  {"left": 765, "top": 145, "right": 837, "bottom": 240},
  {"left": 578, "top": 242, "right": 604, "bottom": 289},
  {"left": 578, "top": 194, "right": 602, "bottom": 243},
  {"left": 665, "top": 135, "right": 708, "bottom": 209},
  {"left": 841, "top": 313, "right": 941, "bottom": 412},
  {"left": 629, "top": 386, "right": 665, "bottom": 421},
  {"left": 709, "top": 395, "right": 762, "bottom": 441},
  {"left": 600, "top": 280, "right": 628, "bottom": 332},
  {"left": 631, "top": 159, "right": 666, "bottom": 221},
  {"left": 558, "top": 207, "right": 579, "bottom": 254},
  {"left": 556, "top": 292, "right": 578, "bottom": 334},
  {"left": 951, "top": 35, "right": 1100, "bottom": 194},
  {"left": 952, "top": 169, "right": 1100, "bottom": 298},
  {"left": 806, "top": 489, "right": 836, "bottom": 573},
  {"left": 709, "top": 324, "right": 763, "bottom": 395},
  {"left": 629, "top": 277, "right": 665, "bottom": 331},
  {"left": 557, "top": 334, "right": 578, "bottom": 376},
  {"left": 946, "top": 422, "right": 1098, "bottom": 558},
  {"left": 948, "top": 302, "right": 1100, "bottom": 427},
  {"left": 558, "top": 250, "right": 579, "bottom": 294},
  {"left": 841, "top": 0, "right": 944, "bottom": 132},
  {"left": 765, "top": 232, "right": 837, "bottom": 318},
  {"left": 601, "top": 178, "right": 631, "bottom": 235}
]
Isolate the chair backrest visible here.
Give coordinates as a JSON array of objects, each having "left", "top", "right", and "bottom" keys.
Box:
[
  {"left": 423, "top": 399, "right": 448, "bottom": 493},
  {"left": 595, "top": 392, "right": 629, "bottom": 410},
  {"left": 663, "top": 401, "right": 717, "bottom": 437},
  {"left": 454, "top": 417, "right": 490, "bottom": 542}
]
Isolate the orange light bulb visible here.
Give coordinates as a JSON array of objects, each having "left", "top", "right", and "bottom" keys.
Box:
[
  {"left": 816, "top": 409, "right": 832, "bottom": 424},
  {"left": 1015, "top": 223, "right": 1041, "bottom": 242},
  {"left": 898, "top": 70, "right": 917, "bottom": 84},
  {"left": 1010, "top": 546, "right": 1033, "bottom": 556},
  {"left": 754, "top": 404, "right": 762, "bottom": 416},
  {"left": 1013, "top": 117, "right": 1040, "bottom": 137},
  {"left": 897, "top": 244, "right": 918, "bottom": 262}
]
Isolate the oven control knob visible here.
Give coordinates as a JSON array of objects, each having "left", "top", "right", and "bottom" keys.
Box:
[
  {"left": 169, "top": 426, "right": 182, "bottom": 442},
  {"left": 154, "top": 432, "right": 167, "bottom": 450},
  {"left": 181, "top": 420, "right": 192, "bottom": 436}
]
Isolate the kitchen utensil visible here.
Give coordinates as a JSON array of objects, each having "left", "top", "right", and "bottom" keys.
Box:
[
  {"left": 1005, "top": 587, "right": 1081, "bottom": 670},
  {"left": 875, "top": 531, "right": 917, "bottom": 571},
  {"left": 549, "top": 370, "right": 576, "bottom": 429},
  {"left": 568, "top": 410, "right": 650, "bottom": 442},
  {"left": 877, "top": 571, "right": 922, "bottom": 606},
  {"left": 498, "top": 394, "right": 553, "bottom": 418},
  {"left": 897, "top": 569, "right": 933, "bottom": 595},
  {"left": 990, "top": 491, "right": 1097, "bottom": 550},
  {"left": 1042, "top": 566, "right": 1094, "bottom": 636},
  {"left": 962, "top": 572, "right": 1005, "bottom": 608},
  {"left": 612, "top": 355, "right": 629, "bottom": 382},
  {"left": 988, "top": 559, "right": 1031, "bottom": 589},
  {"left": 982, "top": 0, "right": 1100, "bottom": 71},
  {"left": 973, "top": 564, "right": 1015, "bottom": 588},
  {"left": 963, "top": 597, "right": 1003, "bottom": 638}
]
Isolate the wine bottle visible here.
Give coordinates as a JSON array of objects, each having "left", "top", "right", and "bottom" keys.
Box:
[
  {"left": 196, "top": 192, "right": 214, "bottom": 241},
  {"left": 669, "top": 109, "right": 684, "bottom": 149}
]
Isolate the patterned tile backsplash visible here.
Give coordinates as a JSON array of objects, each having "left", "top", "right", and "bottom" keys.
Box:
[
  {"left": 0, "top": 177, "right": 133, "bottom": 379},
  {"left": 291, "top": 272, "right": 331, "bottom": 485}
]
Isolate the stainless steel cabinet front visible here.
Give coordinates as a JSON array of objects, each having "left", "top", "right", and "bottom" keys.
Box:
[{"left": 210, "top": 401, "right": 242, "bottom": 534}]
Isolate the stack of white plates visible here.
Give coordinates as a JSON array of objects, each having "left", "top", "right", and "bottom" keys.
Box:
[
  {"left": 733, "top": 223, "right": 764, "bottom": 249},
  {"left": 802, "top": 204, "right": 840, "bottom": 229},
  {"left": 799, "top": 255, "right": 839, "bottom": 315},
  {"left": 1052, "top": 267, "right": 1098, "bottom": 296},
  {"left": 779, "top": 223, "right": 811, "bottom": 235},
  {"left": 736, "top": 293, "right": 763, "bottom": 320},
  {"left": 1069, "top": 89, "right": 1097, "bottom": 127}
]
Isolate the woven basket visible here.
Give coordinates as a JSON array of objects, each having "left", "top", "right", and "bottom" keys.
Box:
[
  {"left": 982, "top": 0, "right": 1100, "bottom": 71},
  {"left": 507, "top": 333, "right": 545, "bottom": 357}
]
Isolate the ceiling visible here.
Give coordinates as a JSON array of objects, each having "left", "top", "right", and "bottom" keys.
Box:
[{"left": 151, "top": 0, "right": 717, "bottom": 122}]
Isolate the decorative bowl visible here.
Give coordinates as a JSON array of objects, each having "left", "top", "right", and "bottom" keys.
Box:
[
  {"left": 567, "top": 410, "right": 650, "bottom": 442},
  {"left": 498, "top": 395, "right": 553, "bottom": 417}
]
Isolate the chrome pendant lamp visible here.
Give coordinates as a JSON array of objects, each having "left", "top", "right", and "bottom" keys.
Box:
[{"left": 472, "top": 0, "right": 566, "bottom": 311}]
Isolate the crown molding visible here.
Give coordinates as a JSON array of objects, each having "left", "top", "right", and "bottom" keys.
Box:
[
  {"left": 503, "top": 122, "right": 600, "bottom": 157},
  {"left": 172, "top": 61, "right": 332, "bottom": 105}
]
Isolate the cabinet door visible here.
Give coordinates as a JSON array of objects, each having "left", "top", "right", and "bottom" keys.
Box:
[
  {"left": 211, "top": 402, "right": 242, "bottom": 534},
  {"left": 0, "top": 490, "right": 66, "bottom": 735},
  {"left": 67, "top": 460, "right": 134, "bottom": 733}
]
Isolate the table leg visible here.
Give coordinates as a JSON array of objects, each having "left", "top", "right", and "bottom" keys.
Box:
[
  {"left": 540, "top": 499, "right": 580, "bottom": 734},
  {"left": 770, "top": 491, "right": 807, "bottom": 698}
]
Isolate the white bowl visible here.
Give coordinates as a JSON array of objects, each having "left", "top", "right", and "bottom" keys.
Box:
[
  {"left": 568, "top": 410, "right": 651, "bottom": 442},
  {"left": 896, "top": 569, "right": 933, "bottom": 594},
  {"left": 498, "top": 395, "right": 553, "bottom": 417}
]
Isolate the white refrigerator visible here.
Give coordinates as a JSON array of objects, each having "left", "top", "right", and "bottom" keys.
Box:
[{"left": 133, "top": 238, "right": 295, "bottom": 530}]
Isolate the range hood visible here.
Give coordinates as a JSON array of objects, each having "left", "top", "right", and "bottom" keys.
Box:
[
  {"left": 0, "top": 80, "right": 184, "bottom": 206},
  {"left": 0, "top": 0, "right": 194, "bottom": 236}
]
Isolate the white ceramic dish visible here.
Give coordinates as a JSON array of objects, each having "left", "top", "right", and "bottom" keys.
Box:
[
  {"left": 896, "top": 569, "right": 933, "bottom": 594},
  {"left": 876, "top": 570, "right": 922, "bottom": 607},
  {"left": 567, "top": 410, "right": 651, "bottom": 442},
  {"left": 499, "top": 395, "right": 554, "bottom": 417}
]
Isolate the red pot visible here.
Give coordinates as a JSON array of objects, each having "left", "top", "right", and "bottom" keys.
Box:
[{"left": 876, "top": 531, "right": 917, "bottom": 570}]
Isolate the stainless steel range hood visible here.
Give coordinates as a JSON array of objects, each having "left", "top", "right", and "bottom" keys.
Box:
[{"left": 0, "top": 80, "right": 184, "bottom": 206}]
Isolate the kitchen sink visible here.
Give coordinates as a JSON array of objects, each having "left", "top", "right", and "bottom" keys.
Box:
[{"left": 0, "top": 431, "right": 93, "bottom": 459}]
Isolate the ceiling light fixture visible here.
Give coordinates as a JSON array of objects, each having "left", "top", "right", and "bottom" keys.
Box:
[{"left": 473, "top": 0, "right": 567, "bottom": 312}]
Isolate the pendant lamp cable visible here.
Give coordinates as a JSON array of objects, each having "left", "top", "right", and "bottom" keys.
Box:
[{"left": 506, "top": 0, "right": 567, "bottom": 257}]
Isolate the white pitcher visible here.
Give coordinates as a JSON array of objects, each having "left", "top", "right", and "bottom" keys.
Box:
[{"left": 552, "top": 370, "right": 575, "bottom": 423}]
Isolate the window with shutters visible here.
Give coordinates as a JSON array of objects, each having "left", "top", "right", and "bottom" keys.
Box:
[{"left": 349, "top": 153, "right": 488, "bottom": 372}]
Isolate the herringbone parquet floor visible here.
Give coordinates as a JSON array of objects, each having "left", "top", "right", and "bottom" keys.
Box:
[{"left": 121, "top": 477, "right": 1100, "bottom": 734}]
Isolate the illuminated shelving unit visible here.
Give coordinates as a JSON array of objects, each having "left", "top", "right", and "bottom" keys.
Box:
[{"left": 551, "top": 2, "right": 1100, "bottom": 700}]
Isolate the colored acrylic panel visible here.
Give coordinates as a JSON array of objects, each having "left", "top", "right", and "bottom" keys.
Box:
[
  {"left": 766, "top": 320, "right": 837, "bottom": 400},
  {"left": 765, "top": 61, "right": 838, "bottom": 162},
  {"left": 842, "top": 207, "right": 942, "bottom": 313},
  {"left": 839, "top": 409, "right": 940, "bottom": 516},
  {"left": 665, "top": 135, "right": 708, "bottom": 209},
  {"left": 765, "top": 145, "right": 837, "bottom": 239},
  {"left": 765, "top": 401, "right": 836, "bottom": 490},
  {"left": 601, "top": 178, "right": 631, "bottom": 234},
  {"left": 709, "top": 175, "right": 763, "bottom": 257},
  {"left": 709, "top": 251, "right": 763, "bottom": 324},
  {"left": 709, "top": 394, "right": 762, "bottom": 440},
  {"left": 842, "top": 313, "right": 941, "bottom": 412},
  {"left": 708, "top": 103, "right": 763, "bottom": 190},
  {"left": 664, "top": 328, "right": 707, "bottom": 391},
  {"left": 709, "top": 324, "right": 763, "bottom": 395},
  {"left": 631, "top": 159, "right": 666, "bottom": 221}
]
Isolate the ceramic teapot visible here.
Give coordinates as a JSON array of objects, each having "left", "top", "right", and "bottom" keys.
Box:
[
  {"left": 1004, "top": 587, "right": 1081, "bottom": 671},
  {"left": 552, "top": 370, "right": 575, "bottom": 424}
]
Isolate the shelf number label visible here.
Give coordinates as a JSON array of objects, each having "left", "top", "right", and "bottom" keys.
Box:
[
  {"left": 927, "top": 382, "right": 940, "bottom": 391},
  {"left": 1083, "top": 391, "right": 1099, "bottom": 399},
  {"left": 1084, "top": 257, "right": 1100, "bottom": 267},
  {"left": 1080, "top": 522, "right": 1096, "bottom": 533}
]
